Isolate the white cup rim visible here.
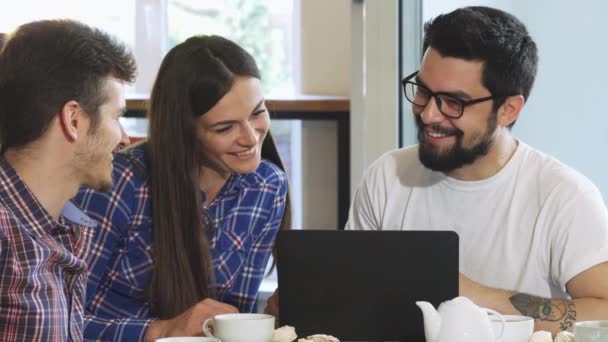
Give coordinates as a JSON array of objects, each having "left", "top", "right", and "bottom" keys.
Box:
[
  {"left": 575, "top": 320, "right": 608, "bottom": 329},
  {"left": 213, "top": 313, "right": 274, "bottom": 321}
]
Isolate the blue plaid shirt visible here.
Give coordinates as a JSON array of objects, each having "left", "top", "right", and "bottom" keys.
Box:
[{"left": 74, "top": 144, "right": 287, "bottom": 341}]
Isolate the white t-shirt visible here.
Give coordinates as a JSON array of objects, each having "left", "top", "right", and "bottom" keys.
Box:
[{"left": 345, "top": 141, "right": 608, "bottom": 299}]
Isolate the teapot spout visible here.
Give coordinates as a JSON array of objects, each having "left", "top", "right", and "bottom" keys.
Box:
[{"left": 416, "top": 301, "right": 441, "bottom": 342}]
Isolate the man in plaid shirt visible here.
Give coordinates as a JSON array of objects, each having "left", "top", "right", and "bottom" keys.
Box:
[{"left": 0, "top": 20, "right": 136, "bottom": 341}]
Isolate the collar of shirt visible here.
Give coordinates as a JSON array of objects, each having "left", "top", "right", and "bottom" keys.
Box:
[
  {"left": 0, "top": 156, "right": 96, "bottom": 239},
  {"left": 60, "top": 200, "right": 97, "bottom": 228},
  {"left": 224, "top": 172, "right": 245, "bottom": 192},
  {"left": 201, "top": 172, "right": 246, "bottom": 206}
]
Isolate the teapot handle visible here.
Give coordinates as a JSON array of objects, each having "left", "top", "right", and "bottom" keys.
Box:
[{"left": 484, "top": 308, "right": 505, "bottom": 341}]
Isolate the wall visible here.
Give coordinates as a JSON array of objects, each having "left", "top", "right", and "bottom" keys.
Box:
[
  {"left": 298, "top": 0, "right": 350, "bottom": 229},
  {"left": 301, "top": 121, "right": 338, "bottom": 229},
  {"left": 350, "top": 0, "right": 401, "bottom": 197},
  {"left": 300, "top": 0, "right": 351, "bottom": 95},
  {"left": 511, "top": 0, "right": 608, "bottom": 199},
  {"left": 422, "top": 0, "right": 515, "bottom": 20}
]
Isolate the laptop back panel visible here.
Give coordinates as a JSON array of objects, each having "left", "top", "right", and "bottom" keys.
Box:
[{"left": 277, "top": 230, "right": 459, "bottom": 341}]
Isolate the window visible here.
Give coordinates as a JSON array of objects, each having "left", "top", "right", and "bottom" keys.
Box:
[
  {"left": 0, "top": 0, "right": 297, "bottom": 95},
  {"left": 0, "top": 1, "right": 135, "bottom": 47},
  {"left": 0, "top": 0, "right": 302, "bottom": 230},
  {"left": 167, "top": 0, "right": 296, "bottom": 96}
]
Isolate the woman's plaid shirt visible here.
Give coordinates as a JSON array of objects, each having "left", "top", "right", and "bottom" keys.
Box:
[{"left": 74, "top": 144, "right": 287, "bottom": 341}]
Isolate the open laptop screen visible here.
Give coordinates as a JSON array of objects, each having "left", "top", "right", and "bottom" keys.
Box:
[{"left": 277, "top": 230, "right": 458, "bottom": 342}]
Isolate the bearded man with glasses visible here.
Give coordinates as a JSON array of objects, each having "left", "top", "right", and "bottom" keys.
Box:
[{"left": 346, "top": 6, "right": 608, "bottom": 336}]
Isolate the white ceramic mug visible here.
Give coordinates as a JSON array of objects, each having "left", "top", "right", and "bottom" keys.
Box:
[
  {"left": 574, "top": 320, "right": 608, "bottom": 342},
  {"left": 485, "top": 308, "right": 505, "bottom": 341},
  {"left": 203, "top": 313, "right": 274, "bottom": 342},
  {"left": 490, "top": 315, "right": 534, "bottom": 342},
  {"left": 156, "top": 338, "right": 220, "bottom": 342}
]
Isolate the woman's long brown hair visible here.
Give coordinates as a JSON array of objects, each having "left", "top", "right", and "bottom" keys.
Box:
[
  {"left": 261, "top": 132, "right": 291, "bottom": 272},
  {"left": 146, "top": 35, "right": 290, "bottom": 318}
]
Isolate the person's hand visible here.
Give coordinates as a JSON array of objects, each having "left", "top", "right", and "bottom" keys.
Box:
[
  {"left": 264, "top": 288, "right": 280, "bottom": 323},
  {"left": 459, "top": 272, "right": 489, "bottom": 303},
  {"left": 459, "top": 272, "right": 511, "bottom": 313},
  {"left": 145, "top": 298, "right": 238, "bottom": 342}
]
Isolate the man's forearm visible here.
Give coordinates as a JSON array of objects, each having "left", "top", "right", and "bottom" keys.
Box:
[
  {"left": 509, "top": 295, "right": 608, "bottom": 334},
  {"left": 459, "top": 273, "right": 608, "bottom": 335},
  {"left": 509, "top": 293, "right": 576, "bottom": 332},
  {"left": 464, "top": 282, "right": 608, "bottom": 335}
]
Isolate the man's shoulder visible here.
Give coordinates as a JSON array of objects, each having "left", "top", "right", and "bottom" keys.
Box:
[
  {"left": 519, "top": 142, "right": 601, "bottom": 197},
  {"left": 368, "top": 144, "right": 418, "bottom": 169},
  {"left": 0, "top": 202, "right": 23, "bottom": 235},
  {"left": 364, "top": 145, "right": 426, "bottom": 182}
]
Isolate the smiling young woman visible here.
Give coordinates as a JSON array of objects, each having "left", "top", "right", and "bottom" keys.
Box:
[{"left": 75, "top": 35, "right": 291, "bottom": 341}]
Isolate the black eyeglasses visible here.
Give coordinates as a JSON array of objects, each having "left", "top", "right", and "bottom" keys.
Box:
[{"left": 402, "top": 71, "right": 508, "bottom": 119}]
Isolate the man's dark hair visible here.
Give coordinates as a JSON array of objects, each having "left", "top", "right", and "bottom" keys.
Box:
[
  {"left": 0, "top": 20, "right": 137, "bottom": 152},
  {"left": 0, "top": 33, "right": 6, "bottom": 50},
  {"left": 423, "top": 6, "right": 538, "bottom": 118}
]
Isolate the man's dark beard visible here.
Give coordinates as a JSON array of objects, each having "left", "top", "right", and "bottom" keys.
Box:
[{"left": 415, "top": 114, "right": 496, "bottom": 172}]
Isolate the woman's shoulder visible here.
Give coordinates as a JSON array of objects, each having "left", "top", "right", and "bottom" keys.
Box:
[
  {"left": 113, "top": 142, "right": 149, "bottom": 183},
  {"left": 74, "top": 143, "right": 150, "bottom": 223}
]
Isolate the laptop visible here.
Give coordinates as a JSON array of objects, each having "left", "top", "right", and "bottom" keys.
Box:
[{"left": 276, "top": 230, "right": 458, "bottom": 342}]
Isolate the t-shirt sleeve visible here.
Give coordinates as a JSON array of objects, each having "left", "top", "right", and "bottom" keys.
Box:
[{"left": 549, "top": 184, "right": 608, "bottom": 291}]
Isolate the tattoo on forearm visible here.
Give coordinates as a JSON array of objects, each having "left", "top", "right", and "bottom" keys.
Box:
[{"left": 509, "top": 293, "right": 576, "bottom": 330}]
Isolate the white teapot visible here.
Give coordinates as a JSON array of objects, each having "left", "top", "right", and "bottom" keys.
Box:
[{"left": 416, "top": 296, "right": 505, "bottom": 342}]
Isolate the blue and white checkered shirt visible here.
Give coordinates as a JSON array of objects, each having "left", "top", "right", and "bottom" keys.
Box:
[{"left": 74, "top": 143, "right": 287, "bottom": 341}]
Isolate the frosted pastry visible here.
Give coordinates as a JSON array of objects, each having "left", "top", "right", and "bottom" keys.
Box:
[
  {"left": 298, "top": 334, "right": 340, "bottom": 342},
  {"left": 555, "top": 331, "right": 575, "bottom": 342},
  {"left": 272, "top": 325, "right": 298, "bottom": 342},
  {"left": 528, "top": 331, "right": 553, "bottom": 342}
]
